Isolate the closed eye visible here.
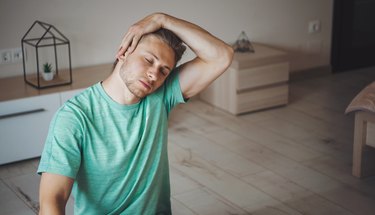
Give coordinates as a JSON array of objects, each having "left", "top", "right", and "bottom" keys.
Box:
[
  {"left": 145, "top": 57, "right": 153, "bottom": 64},
  {"left": 160, "top": 68, "right": 167, "bottom": 76}
]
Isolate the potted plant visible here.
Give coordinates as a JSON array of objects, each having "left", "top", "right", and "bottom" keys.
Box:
[{"left": 42, "top": 62, "right": 54, "bottom": 81}]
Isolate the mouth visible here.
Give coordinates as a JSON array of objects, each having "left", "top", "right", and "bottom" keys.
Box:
[{"left": 139, "top": 80, "right": 151, "bottom": 90}]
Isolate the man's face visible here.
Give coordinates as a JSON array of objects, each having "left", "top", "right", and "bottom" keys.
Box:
[{"left": 119, "top": 35, "right": 175, "bottom": 99}]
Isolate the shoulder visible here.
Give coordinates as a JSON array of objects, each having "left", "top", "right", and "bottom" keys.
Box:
[
  {"left": 153, "top": 67, "right": 181, "bottom": 97},
  {"left": 64, "top": 84, "right": 98, "bottom": 108},
  {"left": 149, "top": 67, "right": 185, "bottom": 113},
  {"left": 60, "top": 83, "right": 101, "bottom": 116},
  {"left": 52, "top": 84, "right": 99, "bottom": 132}
]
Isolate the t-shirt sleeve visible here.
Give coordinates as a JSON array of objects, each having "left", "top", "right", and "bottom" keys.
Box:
[
  {"left": 160, "top": 67, "right": 187, "bottom": 114},
  {"left": 37, "top": 103, "right": 83, "bottom": 179}
]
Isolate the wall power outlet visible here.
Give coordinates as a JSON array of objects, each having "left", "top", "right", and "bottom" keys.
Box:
[
  {"left": 0, "top": 48, "right": 23, "bottom": 64},
  {"left": 0, "top": 49, "right": 12, "bottom": 64},
  {"left": 12, "top": 48, "right": 23, "bottom": 62}
]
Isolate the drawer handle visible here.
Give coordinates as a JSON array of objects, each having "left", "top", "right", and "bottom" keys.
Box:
[{"left": 0, "top": 108, "right": 46, "bottom": 120}]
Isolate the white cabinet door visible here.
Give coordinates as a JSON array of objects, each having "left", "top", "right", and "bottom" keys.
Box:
[{"left": 0, "top": 94, "right": 60, "bottom": 164}]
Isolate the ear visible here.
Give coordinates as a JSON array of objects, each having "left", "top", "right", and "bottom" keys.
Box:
[
  {"left": 117, "top": 55, "right": 126, "bottom": 63},
  {"left": 117, "top": 50, "right": 130, "bottom": 63}
]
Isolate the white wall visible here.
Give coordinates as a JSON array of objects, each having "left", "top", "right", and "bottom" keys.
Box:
[{"left": 0, "top": 0, "right": 333, "bottom": 78}]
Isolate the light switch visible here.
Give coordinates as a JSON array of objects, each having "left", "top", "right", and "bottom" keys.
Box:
[{"left": 308, "top": 20, "right": 321, "bottom": 34}]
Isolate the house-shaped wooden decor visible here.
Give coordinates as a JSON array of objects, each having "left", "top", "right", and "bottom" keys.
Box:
[{"left": 22, "top": 21, "right": 72, "bottom": 89}]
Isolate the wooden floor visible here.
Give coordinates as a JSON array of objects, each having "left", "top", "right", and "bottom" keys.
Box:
[{"left": 1, "top": 66, "right": 375, "bottom": 214}]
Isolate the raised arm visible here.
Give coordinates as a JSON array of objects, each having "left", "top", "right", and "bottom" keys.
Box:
[
  {"left": 117, "top": 13, "right": 234, "bottom": 99},
  {"left": 39, "top": 173, "right": 74, "bottom": 215}
]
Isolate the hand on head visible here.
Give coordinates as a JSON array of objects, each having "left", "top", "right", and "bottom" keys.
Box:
[{"left": 116, "top": 13, "right": 164, "bottom": 60}]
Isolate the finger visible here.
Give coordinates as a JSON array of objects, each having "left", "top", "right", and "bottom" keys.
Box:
[
  {"left": 127, "top": 35, "right": 141, "bottom": 54},
  {"left": 117, "top": 31, "right": 133, "bottom": 53},
  {"left": 118, "top": 30, "right": 132, "bottom": 48},
  {"left": 116, "top": 36, "right": 133, "bottom": 58}
]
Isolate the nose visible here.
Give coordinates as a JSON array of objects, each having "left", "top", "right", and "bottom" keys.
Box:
[{"left": 147, "top": 67, "right": 158, "bottom": 81}]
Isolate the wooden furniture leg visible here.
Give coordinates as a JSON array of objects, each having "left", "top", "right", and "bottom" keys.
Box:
[
  {"left": 352, "top": 111, "right": 375, "bottom": 178},
  {"left": 352, "top": 112, "right": 367, "bottom": 178}
]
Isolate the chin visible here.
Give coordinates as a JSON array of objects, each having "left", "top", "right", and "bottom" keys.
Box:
[{"left": 132, "top": 90, "right": 150, "bottom": 99}]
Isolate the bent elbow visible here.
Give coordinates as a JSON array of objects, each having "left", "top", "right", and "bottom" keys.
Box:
[
  {"left": 225, "top": 45, "right": 234, "bottom": 67},
  {"left": 219, "top": 44, "right": 234, "bottom": 71}
]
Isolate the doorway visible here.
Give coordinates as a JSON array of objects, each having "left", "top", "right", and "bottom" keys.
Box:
[{"left": 331, "top": 0, "right": 375, "bottom": 72}]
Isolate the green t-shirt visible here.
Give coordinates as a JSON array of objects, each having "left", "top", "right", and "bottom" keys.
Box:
[{"left": 37, "top": 70, "right": 185, "bottom": 214}]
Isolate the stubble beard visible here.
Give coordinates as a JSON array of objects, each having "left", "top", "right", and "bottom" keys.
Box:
[
  {"left": 119, "top": 67, "right": 148, "bottom": 99},
  {"left": 128, "top": 81, "right": 147, "bottom": 99}
]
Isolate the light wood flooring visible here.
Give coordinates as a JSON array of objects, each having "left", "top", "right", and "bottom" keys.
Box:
[{"left": 1, "top": 66, "right": 375, "bottom": 214}]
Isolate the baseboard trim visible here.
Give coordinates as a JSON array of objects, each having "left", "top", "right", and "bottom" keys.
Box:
[{"left": 290, "top": 65, "right": 332, "bottom": 82}]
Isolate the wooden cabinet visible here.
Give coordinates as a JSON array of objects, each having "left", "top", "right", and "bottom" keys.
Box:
[{"left": 200, "top": 43, "right": 289, "bottom": 115}]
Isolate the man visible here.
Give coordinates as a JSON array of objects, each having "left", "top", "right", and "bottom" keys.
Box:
[{"left": 38, "top": 13, "right": 233, "bottom": 214}]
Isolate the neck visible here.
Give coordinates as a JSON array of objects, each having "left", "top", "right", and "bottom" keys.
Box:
[{"left": 102, "top": 63, "right": 140, "bottom": 105}]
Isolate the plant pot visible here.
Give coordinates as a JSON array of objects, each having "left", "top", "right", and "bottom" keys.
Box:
[{"left": 42, "top": 72, "right": 54, "bottom": 81}]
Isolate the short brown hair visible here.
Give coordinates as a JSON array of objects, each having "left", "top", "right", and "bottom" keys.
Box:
[
  {"left": 114, "top": 29, "right": 186, "bottom": 68},
  {"left": 151, "top": 28, "right": 186, "bottom": 65}
]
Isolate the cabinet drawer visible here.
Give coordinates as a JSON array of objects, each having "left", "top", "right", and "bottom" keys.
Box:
[
  {"left": 236, "top": 84, "right": 288, "bottom": 114},
  {"left": 236, "top": 62, "right": 289, "bottom": 91},
  {"left": 0, "top": 94, "right": 60, "bottom": 164}
]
